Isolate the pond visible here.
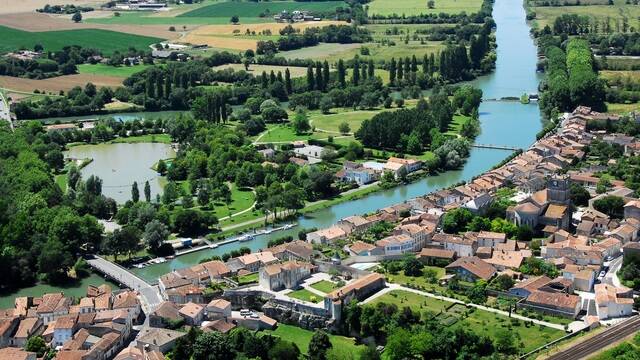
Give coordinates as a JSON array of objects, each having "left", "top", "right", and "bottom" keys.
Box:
[{"left": 65, "top": 142, "right": 176, "bottom": 204}]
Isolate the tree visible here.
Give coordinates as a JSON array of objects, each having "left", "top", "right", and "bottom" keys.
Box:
[
  {"left": 427, "top": 0, "right": 435, "bottom": 8},
  {"left": 516, "top": 225, "right": 534, "bottom": 241},
  {"left": 404, "top": 257, "right": 423, "bottom": 277},
  {"left": 569, "top": 183, "right": 590, "bottom": 206},
  {"left": 131, "top": 181, "right": 140, "bottom": 203},
  {"left": 338, "top": 121, "right": 350, "bottom": 134},
  {"left": 320, "top": 96, "right": 333, "bottom": 114},
  {"left": 144, "top": 220, "right": 169, "bottom": 253},
  {"left": 492, "top": 274, "right": 515, "bottom": 291},
  {"left": 103, "top": 226, "right": 141, "bottom": 261},
  {"left": 72, "top": 11, "right": 82, "bottom": 23},
  {"left": 230, "top": 15, "right": 239, "bottom": 24},
  {"left": 269, "top": 340, "right": 301, "bottom": 360},
  {"left": 385, "top": 328, "right": 414, "bottom": 360},
  {"left": 144, "top": 181, "right": 151, "bottom": 202},
  {"left": 309, "top": 330, "right": 332, "bottom": 360},
  {"left": 25, "top": 336, "right": 48, "bottom": 357},
  {"left": 442, "top": 207, "right": 474, "bottom": 233},
  {"left": 293, "top": 108, "right": 311, "bottom": 134},
  {"left": 494, "top": 329, "right": 517, "bottom": 354},
  {"left": 193, "top": 331, "right": 234, "bottom": 360},
  {"left": 45, "top": 148, "right": 64, "bottom": 172},
  {"left": 38, "top": 239, "right": 72, "bottom": 281},
  {"left": 593, "top": 195, "right": 625, "bottom": 218}
]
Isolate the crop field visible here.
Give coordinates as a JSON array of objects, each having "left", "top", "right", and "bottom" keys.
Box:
[
  {"left": 309, "top": 110, "right": 380, "bottom": 133},
  {"left": 179, "top": 21, "right": 344, "bottom": 50},
  {"left": 280, "top": 43, "right": 362, "bottom": 61},
  {"left": 179, "top": 1, "right": 347, "bottom": 18},
  {"left": 0, "top": 26, "right": 162, "bottom": 55},
  {"left": 86, "top": 11, "right": 273, "bottom": 26},
  {"left": 0, "top": 0, "right": 100, "bottom": 15},
  {"left": 78, "top": 64, "right": 152, "bottom": 78},
  {"left": 0, "top": 74, "right": 123, "bottom": 94},
  {"left": 368, "top": 0, "right": 484, "bottom": 16},
  {"left": 212, "top": 63, "right": 308, "bottom": 78},
  {"left": 531, "top": 0, "right": 640, "bottom": 30}
]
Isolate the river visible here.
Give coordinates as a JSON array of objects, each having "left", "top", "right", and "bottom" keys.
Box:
[
  {"left": 0, "top": 0, "right": 543, "bottom": 302},
  {"left": 130, "top": 0, "right": 544, "bottom": 282}
]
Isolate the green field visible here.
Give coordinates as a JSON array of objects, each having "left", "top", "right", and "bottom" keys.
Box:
[
  {"left": 237, "top": 272, "right": 258, "bottom": 285},
  {"left": 287, "top": 288, "right": 321, "bottom": 303},
  {"left": 179, "top": 1, "right": 347, "bottom": 18},
  {"left": 371, "top": 290, "right": 566, "bottom": 353},
  {"left": 309, "top": 280, "right": 338, "bottom": 293},
  {"left": 444, "top": 114, "right": 472, "bottom": 136},
  {"left": 531, "top": 0, "right": 640, "bottom": 30},
  {"left": 309, "top": 110, "right": 379, "bottom": 134},
  {"left": 0, "top": 26, "right": 162, "bottom": 55},
  {"left": 257, "top": 124, "right": 328, "bottom": 143},
  {"left": 78, "top": 63, "right": 152, "bottom": 78},
  {"left": 86, "top": 11, "right": 272, "bottom": 25},
  {"left": 264, "top": 324, "right": 365, "bottom": 355},
  {"left": 368, "top": 0, "right": 484, "bottom": 16}
]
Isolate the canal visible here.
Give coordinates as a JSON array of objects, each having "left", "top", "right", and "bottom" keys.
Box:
[
  {"left": 0, "top": 0, "right": 544, "bottom": 302},
  {"left": 130, "top": 0, "right": 544, "bottom": 282}
]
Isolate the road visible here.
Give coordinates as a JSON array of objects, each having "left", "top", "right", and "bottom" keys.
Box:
[
  {"left": 0, "top": 91, "right": 13, "bottom": 131},
  {"left": 546, "top": 316, "right": 640, "bottom": 360},
  {"left": 362, "top": 283, "right": 571, "bottom": 331},
  {"left": 603, "top": 256, "right": 624, "bottom": 287},
  {"left": 87, "top": 255, "right": 162, "bottom": 314}
]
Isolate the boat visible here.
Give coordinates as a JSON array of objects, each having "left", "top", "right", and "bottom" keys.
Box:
[
  {"left": 283, "top": 223, "right": 295, "bottom": 230},
  {"left": 238, "top": 234, "right": 254, "bottom": 242}
]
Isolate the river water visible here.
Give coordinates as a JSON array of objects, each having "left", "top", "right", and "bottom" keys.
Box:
[{"left": 0, "top": 0, "right": 543, "bottom": 303}]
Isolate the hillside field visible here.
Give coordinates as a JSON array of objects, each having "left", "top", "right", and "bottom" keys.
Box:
[
  {"left": 179, "top": 1, "right": 347, "bottom": 18},
  {"left": 530, "top": 0, "right": 640, "bottom": 30},
  {"left": 0, "top": 26, "right": 162, "bottom": 55},
  {"left": 368, "top": 0, "right": 484, "bottom": 16}
]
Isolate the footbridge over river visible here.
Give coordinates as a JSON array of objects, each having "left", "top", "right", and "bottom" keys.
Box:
[
  {"left": 87, "top": 255, "right": 162, "bottom": 313},
  {"left": 471, "top": 143, "right": 522, "bottom": 151}
]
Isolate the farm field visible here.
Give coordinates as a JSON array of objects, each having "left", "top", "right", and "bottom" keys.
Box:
[
  {"left": 179, "top": 21, "right": 344, "bottom": 50},
  {"left": 371, "top": 290, "right": 566, "bottom": 353},
  {"left": 530, "top": 0, "right": 640, "bottom": 30},
  {"left": 368, "top": 0, "right": 484, "bottom": 16},
  {"left": 264, "top": 324, "right": 365, "bottom": 355},
  {"left": 600, "top": 70, "right": 640, "bottom": 81},
  {"left": 78, "top": 63, "right": 152, "bottom": 78},
  {"left": 0, "top": 26, "right": 162, "bottom": 55},
  {"left": 0, "top": 74, "right": 123, "bottom": 95},
  {"left": 606, "top": 102, "right": 640, "bottom": 114},
  {"left": 280, "top": 43, "right": 362, "bottom": 61},
  {"left": 86, "top": 11, "right": 272, "bottom": 26},
  {"left": 179, "top": 1, "right": 347, "bottom": 18},
  {"left": 212, "top": 63, "right": 308, "bottom": 78},
  {"left": 0, "top": 0, "right": 100, "bottom": 15}
]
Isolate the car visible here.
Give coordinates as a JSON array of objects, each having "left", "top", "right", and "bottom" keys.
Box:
[
  {"left": 250, "top": 312, "right": 259, "bottom": 319},
  {"left": 599, "top": 271, "right": 606, "bottom": 278},
  {"left": 606, "top": 256, "right": 613, "bottom": 262},
  {"left": 240, "top": 309, "right": 251, "bottom": 316}
]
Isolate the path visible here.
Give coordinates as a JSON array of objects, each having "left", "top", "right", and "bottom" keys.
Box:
[
  {"left": 545, "top": 316, "right": 640, "bottom": 360},
  {"left": 0, "top": 91, "right": 13, "bottom": 131},
  {"left": 362, "top": 283, "right": 568, "bottom": 330},
  {"left": 603, "top": 256, "right": 623, "bottom": 288},
  {"left": 87, "top": 255, "right": 162, "bottom": 314}
]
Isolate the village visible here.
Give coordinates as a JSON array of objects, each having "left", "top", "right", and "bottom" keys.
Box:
[{"left": 0, "top": 105, "right": 638, "bottom": 359}]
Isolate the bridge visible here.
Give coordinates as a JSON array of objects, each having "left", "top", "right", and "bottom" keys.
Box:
[
  {"left": 471, "top": 143, "right": 522, "bottom": 151},
  {"left": 87, "top": 255, "right": 162, "bottom": 314}
]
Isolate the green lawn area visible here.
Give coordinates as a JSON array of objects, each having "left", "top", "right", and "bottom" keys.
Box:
[
  {"left": 0, "top": 26, "right": 162, "bottom": 55},
  {"left": 309, "top": 110, "right": 378, "bottom": 134},
  {"left": 385, "top": 268, "right": 445, "bottom": 290},
  {"left": 206, "top": 184, "right": 255, "bottom": 219},
  {"left": 264, "top": 324, "right": 365, "bottom": 355},
  {"left": 372, "top": 290, "right": 566, "bottom": 353},
  {"left": 368, "top": 0, "right": 483, "bottom": 16},
  {"left": 287, "top": 288, "right": 322, "bottom": 303},
  {"left": 238, "top": 272, "right": 258, "bottom": 285},
  {"left": 257, "top": 124, "right": 326, "bottom": 143},
  {"left": 110, "top": 134, "right": 172, "bottom": 144},
  {"left": 179, "top": 1, "right": 347, "bottom": 18},
  {"left": 55, "top": 174, "right": 68, "bottom": 191},
  {"left": 309, "top": 280, "right": 338, "bottom": 294},
  {"left": 78, "top": 63, "right": 152, "bottom": 78},
  {"left": 606, "top": 102, "right": 640, "bottom": 115},
  {"left": 444, "top": 114, "right": 472, "bottom": 137}
]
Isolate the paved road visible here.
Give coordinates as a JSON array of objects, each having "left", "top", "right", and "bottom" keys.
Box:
[
  {"left": 87, "top": 255, "right": 162, "bottom": 314},
  {"left": 363, "top": 283, "right": 571, "bottom": 330},
  {"left": 603, "top": 256, "right": 624, "bottom": 287},
  {"left": 546, "top": 316, "right": 640, "bottom": 360},
  {"left": 0, "top": 92, "right": 13, "bottom": 131}
]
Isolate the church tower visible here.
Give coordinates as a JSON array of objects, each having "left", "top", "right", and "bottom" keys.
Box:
[{"left": 547, "top": 174, "right": 570, "bottom": 205}]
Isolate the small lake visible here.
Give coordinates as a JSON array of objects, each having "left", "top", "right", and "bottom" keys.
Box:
[
  {"left": 34, "top": 110, "right": 186, "bottom": 124},
  {"left": 65, "top": 142, "right": 176, "bottom": 204}
]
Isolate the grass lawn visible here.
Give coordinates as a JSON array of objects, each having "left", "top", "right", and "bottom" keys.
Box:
[
  {"left": 309, "top": 109, "right": 380, "bottom": 134},
  {"left": 257, "top": 124, "right": 326, "bottom": 143},
  {"left": 309, "top": 280, "right": 338, "bottom": 293},
  {"left": 78, "top": 63, "right": 152, "bottom": 78},
  {"left": 372, "top": 290, "right": 566, "bottom": 353},
  {"left": 368, "top": 0, "right": 483, "bottom": 16},
  {"left": 385, "top": 268, "right": 445, "bottom": 289},
  {"left": 0, "top": 26, "right": 162, "bottom": 56},
  {"left": 264, "top": 324, "right": 365, "bottom": 355},
  {"left": 531, "top": 0, "right": 640, "bottom": 30},
  {"left": 606, "top": 102, "right": 640, "bottom": 115},
  {"left": 444, "top": 114, "right": 472, "bottom": 137},
  {"left": 287, "top": 288, "right": 322, "bottom": 303},
  {"left": 205, "top": 184, "right": 255, "bottom": 219},
  {"left": 237, "top": 272, "right": 258, "bottom": 285},
  {"left": 179, "top": 1, "right": 347, "bottom": 18},
  {"left": 55, "top": 174, "right": 68, "bottom": 191}
]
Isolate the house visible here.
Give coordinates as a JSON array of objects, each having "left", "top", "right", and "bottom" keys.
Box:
[
  {"left": 36, "top": 293, "right": 71, "bottom": 324},
  {"left": 592, "top": 237, "right": 622, "bottom": 259},
  {"left": 476, "top": 231, "right": 507, "bottom": 248},
  {"left": 375, "top": 234, "right": 415, "bottom": 255},
  {"left": 179, "top": 302, "right": 204, "bottom": 326},
  {"left": 346, "top": 241, "right": 379, "bottom": 256},
  {"left": 259, "top": 261, "right": 314, "bottom": 291},
  {"left": 624, "top": 200, "right": 640, "bottom": 220},
  {"left": 149, "top": 301, "right": 182, "bottom": 328},
  {"left": 382, "top": 161, "right": 405, "bottom": 178},
  {"left": 203, "top": 319, "right": 237, "bottom": 334},
  {"left": 53, "top": 314, "right": 77, "bottom": 346},
  {"left": 324, "top": 273, "right": 386, "bottom": 320},
  {"left": 0, "top": 317, "right": 19, "bottom": 347},
  {"left": 11, "top": 317, "right": 43, "bottom": 347},
  {"left": 338, "top": 215, "right": 373, "bottom": 234},
  {"left": 200, "top": 260, "right": 232, "bottom": 280},
  {"left": 306, "top": 226, "right": 347, "bottom": 245},
  {"left": 341, "top": 162, "right": 379, "bottom": 185},
  {"left": 485, "top": 250, "right": 525, "bottom": 271},
  {"left": 445, "top": 256, "right": 497, "bottom": 282},
  {"left": 393, "top": 223, "right": 431, "bottom": 250},
  {"left": 434, "top": 233, "right": 477, "bottom": 257},
  {"left": 0, "top": 348, "right": 36, "bottom": 360},
  {"left": 594, "top": 284, "right": 634, "bottom": 320},
  {"left": 78, "top": 297, "right": 94, "bottom": 314},
  {"left": 206, "top": 299, "right": 231, "bottom": 320},
  {"left": 562, "top": 264, "right": 596, "bottom": 292},
  {"left": 268, "top": 240, "right": 314, "bottom": 262},
  {"left": 259, "top": 148, "right": 276, "bottom": 159},
  {"left": 228, "top": 252, "right": 278, "bottom": 273},
  {"left": 509, "top": 276, "right": 552, "bottom": 298},
  {"left": 112, "top": 291, "right": 141, "bottom": 321},
  {"left": 387, "top": 157, "right": 422, "bottom": 172},
  {"left": 136, "top": 328, "right": 186, "bottom": 354},
  {"left": 416, "top": 248, "right": 456, "bottom": 266},
  {"left": 521, "top": 290, "right": 581, "bottom": 319},
  {"left": 610, "top": 223, "right": 639, "bottom": 243},
  {"left": 293, "top": 145, "right": 325, "bottom": 162}
]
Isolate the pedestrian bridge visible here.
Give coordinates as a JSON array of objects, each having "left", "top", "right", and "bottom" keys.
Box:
[{"left": 471, "top": 143, "right": 522, "bottom": 151}]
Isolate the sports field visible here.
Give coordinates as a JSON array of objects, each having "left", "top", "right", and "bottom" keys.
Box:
[
  {"left": 0, "top": 26, "right": 162, "bottom": 55},
  {"left": 179, "top": 1, "right": 347, "bottom": 18},
  {"left": 368, "top": 0, "right": 484, "bottom": 16}
]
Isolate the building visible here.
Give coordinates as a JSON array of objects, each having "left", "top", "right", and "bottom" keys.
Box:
[
  {"left": 341, "top": 162, "right": 379, "bottom": 185},
  {"left": 522, "top": 290, "right": 581, "bottom": 319},
  {"left": 53, "top": 315, "right": 77, "bottom": 346},
  {"left": 509, "top": 276, "right": 552, "bottom": 298},
  {"left": 136, "top": 328, "right": 186, "bottom": 354},
  {"left": 416, "top": 248, "right": 456, "bottom": 266},
  {"left": 337, "top": 215, "right": 373, "bottom": 234},
  {"left": 228, "top": 252, "right": 278, "bottom": 273},
  {"left": 485, "top": 250, "right": 525, "bottom": 271},
  {"left": 562, "top": 264, "right": 596, "bottom": 292},
  {"left": 324, "top": 273, "right": 386, "bottom": 321},
  {"left": 268, "top": 240, "right": 314, "bottom": 262},
  {"left": 11, "top": 317, "right": 43, "bottom": 347},
  {"left": 594, "top": 283, "right": 634, "bottom": 320},
  {"left": 375, "top": 234, "right": 415, "bottom": 255},
  {"left": 346, "top": 241, "right": 379, "bottom": 256},
  {"left": 434, "top": 233, "right": 477, "bottom": 258},
  {"left": 179, "top": 302, "right": 204, "bottom": 326},
  {"left": 476, "top": 231, "right": 507, "bottom": 248},
  {"left": 624, "top": 200, "right": 640, "bottom": 220},
  {"left": 0, "top": 348, "right": 36, "bottom": 360},
  {"left": 112, "top": 291, "right": 141, "bottom": 321},
  {"left": 259, "top": 261, "right": 314, "bottom": 291},
  {"left": 206, "top": 299, "right": 231, "bottom": 320},
  {"left": 445, "top": 256, "right": 497, "bottom": 282},
  {"left": 306, "top": 226, "right": 347, "bottom": 245},
  {"left": 387, "top": 157, "right": 422, "bottom": 172},
  {"left": 149, "top": 301, "right": 181, "bottom": 328}
]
